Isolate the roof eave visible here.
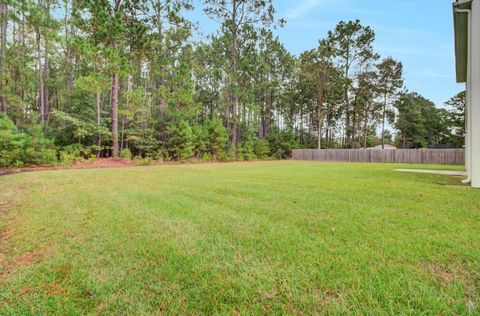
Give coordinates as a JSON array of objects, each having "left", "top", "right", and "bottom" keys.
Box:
[{"left": 453, "top": 0, "right": 472, "bottom": 83}]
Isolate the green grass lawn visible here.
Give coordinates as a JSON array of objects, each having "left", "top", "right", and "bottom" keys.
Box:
[{"left": 1, "top": 161, "right": 479, "bottom": 314}]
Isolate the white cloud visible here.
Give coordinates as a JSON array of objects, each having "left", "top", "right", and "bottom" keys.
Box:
[{"left": 285, "top": 0, "right": 323, "bottom": 19}]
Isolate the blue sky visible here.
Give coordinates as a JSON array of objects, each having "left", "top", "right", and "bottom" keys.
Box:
[{"left": 189, "top": 0, "right": 464, "bottom": 107}]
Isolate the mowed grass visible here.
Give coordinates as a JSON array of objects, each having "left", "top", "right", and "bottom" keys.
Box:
[{"left": 0, "top": 161, "right": 479, "bottom": 314}]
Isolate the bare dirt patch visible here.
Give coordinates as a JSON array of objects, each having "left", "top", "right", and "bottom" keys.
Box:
[
  {"left": 424, "top": 263, "right": 478, "bottom": 312},
  {"left": 72, "top": 157, "right": 135, "bottom": 169},
  {"left": 0, "top": 229, "right": 13, "bottom": 240},
  {"left": 424, "top": 264, "right": 473, "bottom": 285},
  {"left": 0, "top": 247, "right": 53, "bottom": 277},
  {"left": 432, "top": 265, "right": 458, "bottom": 283},
  {"left": 317, "top": 288, "right": 344, "bottom": 307}
]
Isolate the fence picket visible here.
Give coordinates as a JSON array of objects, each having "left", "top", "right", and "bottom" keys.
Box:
[{"left": 292, "top": 149, "right": 464, "bottom": 165}]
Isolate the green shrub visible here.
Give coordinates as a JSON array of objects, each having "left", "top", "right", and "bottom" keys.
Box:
[
  {"left": 144, "top": 157, "right": 153, "bottom": 166},
  {"left": 254, "top": 139, "right": 270, "bottom": 159},
  {"left": 133, "top": 156, "right": 153, "bottom": 166},
  {"left": 267, "top": 130, "right": 298, "bottom": 159},
  {"left": 121, "top": 148, "right": 132, "bottom": 160},
  {"left": 153, "top": 149, "right": 164, "bottom": 161},
  {"left": 204, "top": 117, "right": 228, "bottom": 158},
  {"left": 217, "top": 150, "right": 228, "bottom": 162},
  {"left": 59, "top": 144, "right": 87, "bottom": 166},
  {"left": 202, "top": 152, "right": 213, "bottom": 161},
  {"left": 0, "top": 115, "right": 57, "bottom": 168},
  {"left": 59, "top": 151, "right": 77, "bottom": 166},
  {"left": 241, "top": 141, "right": 256, "bottom": 161},
  {"left": 133, "top": 156, "right": 144, "bottom": 166},
  {"left": 163, "top": 155, "right": 171, "bottom": 162},
  {"left": 192, "top": 124, "right": 206, "bottom": 159},
  {"left": 167, "top": 119, "right": 194, "bottom": 161}
]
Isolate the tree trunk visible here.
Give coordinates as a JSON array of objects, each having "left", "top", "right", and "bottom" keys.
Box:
[
  {"left": 120, "top": 74, "right": 131, "bottom": 154},
  {"left": 0, "top": 3, "right": 7, "bottom": 113},
  {"left": 344, "top": 57, "right": 351, "bottom": 148},
  {"left": 65, "top": 0, "right": 75, "bottom": 92},
  {"left": 20, "top": 12, "right": 25, "bottom": 110},
  {"left": 111, "top": 72, "right": 119, "bottom": 157},
  {"left": 317, "top": 120, "right": 322, "bottom": 149},
  {"left": 317, "top": 90, "right": 325, "bottom": 150},
  {"left": 230, "top": 36, "right": 238, "bottom": 155},
  {"left": 262, "top": 83, "right": 273, "bottom": 139},
  {"left": 43, "top": 13, "right": 49, "bottom": 122},
  {"left": 36, "top": 28, "right": 44, "bottom": 124},
  {"left": 96, "top": 91, "right": 102, "bottom": 157},
  {"left": 325, "top": 118, "right": 330, "bottom": 148},
  {"left": 300, "top": 108, "right": 304, "bottom": 144},
  {"left": 363, "top": 108, "right": 368, "bottom": 149},
  {"left": 259, "top": 89, "right": 265, "bottom": 138},
  {"left": 381, "top": 93, "right": 387, "bottom": 149},
  {"left": 351, "top": 107, "right": 357, "bottom": 148},
  {"left": 229, "top": 0, "right": 238, "bottom": 155}
]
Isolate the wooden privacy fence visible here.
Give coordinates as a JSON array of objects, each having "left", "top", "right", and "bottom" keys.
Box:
[{"left": 292, "top": 149, "right": 465, "bottom": 165}]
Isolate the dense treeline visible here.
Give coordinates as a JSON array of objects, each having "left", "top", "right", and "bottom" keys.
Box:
[{"left": 0, "top": 0, "right": 465, "bottom": 167}]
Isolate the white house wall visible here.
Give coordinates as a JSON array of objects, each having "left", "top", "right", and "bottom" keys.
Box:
[{"left": 470, "top": 0, "right": 480, "bottom": 188}]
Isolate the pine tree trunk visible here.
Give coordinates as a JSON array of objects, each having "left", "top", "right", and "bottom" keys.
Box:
[
  {"left": 229, "top": 0, "right": 238, "bottom": 155},
  {"left": 20, "top": 13, "right": 25, "bottom": 109},
  {"left": 363, "top": 109, "right": 368, "bottom": 149},
  {"left": 111, "top": 73, "right": 119, "bottom": 157},
  {"left": 96, "top": 91, "right": 102, "bottom": 157},
  {"left": 65, "top": 0, "right": 75, "bottom": 91},
  {"left": 0, "top": 3, "right": 7, "bottom": 113},
  {"left": 300, "top": 108, "right": 304, "bottom": 144},
  {"left": 351, "top": 108, "right": 357, "bottom": 148},
  {"left": 259, "top": 88, "right": 265, "bottom": 138},
  {"left": 381, "top": 93, "right": 387, "bottom": 149},
  {"left": 317, "top": 91, "right": 324, "bottom": 150},
  {"left": 43, "top": 26, "right": 49, "bottom": 121},
  {"left": 317, "top": 121, "right": 322, "bottom": 149},
  {"left": 325, "top": 118, "right": 330, "bottom": 148},
  {"left": 344, "top": 57, "right": 351, "bottom": 148},
  {"left": 120, "top": 74, "right": 131, "bottom": 154},
  {"left": 230, "top": 33, "right": 238, "bottom": 155},
  {"left": 36, "top": 28, "right": 44, "bottom": 124}
]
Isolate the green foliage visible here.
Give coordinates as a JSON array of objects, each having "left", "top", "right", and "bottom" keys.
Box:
[
  {"left": 166, "top": 111, "right": 194, "bottom": 161},
  {"left": 59, "top": 144, "right": 90, "bottom": 165},
  {"left": 239, "top": 141, "right": 256, "bottom": 161},
  {"left": 59, "top": 151, "right": 77, "bottom": 166},
  {"left": 0, "top": 117, "right": 27, "bottom": 167},
  {"left": 394, "top": 93, "right": 456, "bottom": 149},
  {"left": 53, "top": 110, "right": 111, "bottom": 147},
  {"left": 253, "top": 139, "right": 270, "bottom": 159},
  {"left": 0, "top": 0, "right": 464, "bottom": 164},
  {"left": 445, "top": 91, "right": 465, "bottom": 147},
  {"left": 75, "top": 75, "right": 110, "bottom": 95},
  {"left": 191, "top": 124, "right": 206, "bottom": 159},
  {"left": 202, "top": 152, "right": 213, "bottom": 161},
  {"left": 0, "top": 116, "right": 57, "bottom": 168},
  {"left": 121, "top": 148, "right": 132, "bottom": 160},
  {"left": 267, "top": 130, "right": 298, "bottom": 159},
  {"left": 204, "top": 117, "right": 228, "bottom": 159},
  {"left": 133, "top": 156, "right": 153, "bottom": 166}
]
